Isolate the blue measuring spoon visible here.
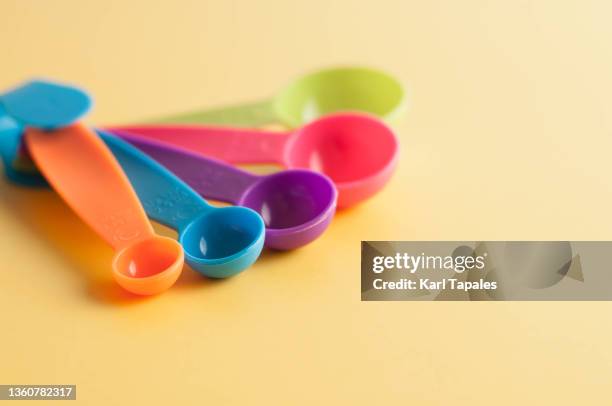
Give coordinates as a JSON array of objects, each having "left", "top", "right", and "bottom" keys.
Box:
[{"left": 96, "top": 130, "right": 265, "bottom": 278}]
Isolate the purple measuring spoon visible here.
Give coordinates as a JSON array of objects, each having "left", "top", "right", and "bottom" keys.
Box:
[{"left": 110, "top": 130, "right": 337, "bottom": 250}]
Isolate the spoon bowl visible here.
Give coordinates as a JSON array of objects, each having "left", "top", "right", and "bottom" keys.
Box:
[
  {"left": 179, "top": 206, "right": 265, "bottom": 278},
  {"left": 274, "top": 67, "right": 406, "bottom": 128},
  {"left": 112, "top": 235, "right": 184, "bottom": 295},
  {"left": 239, "top": 169, "right": 337, "bottom": 250},
  {"left": 285, "top": 114, "right": 399, "bottom": 208}
]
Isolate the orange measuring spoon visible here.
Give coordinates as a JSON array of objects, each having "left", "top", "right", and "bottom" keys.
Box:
[{"left": 25, "top": 123, "right": 184, "bottom": 295}]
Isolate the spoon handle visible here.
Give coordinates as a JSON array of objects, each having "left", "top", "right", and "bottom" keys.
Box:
[
  {"left": 25, "top": 124, "right": 155, "bottom": 251},
  {"left": 111, "top": 130, "right": 258, "bottom": 205},
  {"left": 107, "top": 124, "right": 290, "bottom": 165},
  {"left": 146, "top": 99, "right": 277, "bottom": 127},
  {"left": 0, "top": 115, "right": 19, "bottom": 170},
  {"left": 1, "top": 79, "right": 92, "bottom": 130},
  {"left": 96, "top": 130, "right": 212, "bottom": 231},
  {"left": 0, "top": 114, "right": 42, "bottom": 186}
]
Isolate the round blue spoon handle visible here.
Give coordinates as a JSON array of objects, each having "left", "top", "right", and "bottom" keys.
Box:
[
  {"left": 1, "top": 80, "right": 92, "bottom": 130},
  {"left": 0, "top": 79, "right": 91, "bottom": 185}
]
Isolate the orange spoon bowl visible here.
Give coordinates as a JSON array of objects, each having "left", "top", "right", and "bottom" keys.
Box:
[{"left": 112, "top": 235, "right": 184, "bottom": 295}]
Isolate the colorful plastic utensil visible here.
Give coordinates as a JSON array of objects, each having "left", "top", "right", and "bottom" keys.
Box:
[
  {"left": 24, "top": 124, "right": 184, "bottom": 295},
  {"left": 151, "top": 66, "right": 406, "bottom": 128},
  {"left": 110, "top": 113, "right": 398, "bottom": 208},
  {"left": 1, "top": 79, "right": 92, "bottom": 130},
  {"left": 96, "top": 130, "right": 265, "bottom": 278},
  {"left": 110, "top": 130, "right": 337, "bottom": 250}
]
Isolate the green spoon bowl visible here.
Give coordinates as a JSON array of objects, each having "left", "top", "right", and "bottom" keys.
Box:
[{"left": 272, "top": 66, "right": 406, "bottom": 127}]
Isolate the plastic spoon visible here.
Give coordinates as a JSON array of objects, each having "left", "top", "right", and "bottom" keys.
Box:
[
  {"left": 110, "top": 113, "right": 398, "bottom": 208},
  {"left": 110, "top": 130, "right": 337, "bottom": 250},
  {"left": 151, "top": 66, "right": 406, "bottom": 128},
  {"left": 24, "top": 124, "right": 184, "bottom": 295},
  {"left": 96, "top": 130, "right": 265, "bottom": 278}
]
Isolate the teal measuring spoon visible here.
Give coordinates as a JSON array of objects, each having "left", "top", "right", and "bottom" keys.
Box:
[{"left": 150, "top": 66, "right": 406, "bottom": 128}]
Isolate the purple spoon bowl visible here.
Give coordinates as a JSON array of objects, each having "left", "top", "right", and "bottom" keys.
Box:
[{"left": 238, "top": 169, "right": 337, "bottom": 250}]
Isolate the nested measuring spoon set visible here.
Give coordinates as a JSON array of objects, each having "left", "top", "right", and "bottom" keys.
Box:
[{"left": 0, "top": 67, "right": 405, "bottom": 296}]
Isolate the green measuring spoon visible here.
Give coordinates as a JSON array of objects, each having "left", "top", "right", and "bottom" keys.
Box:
[{"left": 150, "top": 66, "right": 406, "bottom": 128}]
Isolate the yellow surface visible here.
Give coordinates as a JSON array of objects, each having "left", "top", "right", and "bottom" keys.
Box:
[{"left": 1, "top": 1, "right": 612, "bottom": 404}]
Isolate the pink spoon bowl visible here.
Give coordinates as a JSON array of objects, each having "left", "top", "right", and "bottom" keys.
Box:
[
  {"left": 284, "top": 114, "right": 399, "bottom": 208},
  {"left": 109, "top": 113, "right": 399, "bottom": 208}
]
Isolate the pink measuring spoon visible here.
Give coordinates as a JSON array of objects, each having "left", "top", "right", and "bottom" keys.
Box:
[{"left": 109, "top": 113, "right": 399, "bottom": 208}]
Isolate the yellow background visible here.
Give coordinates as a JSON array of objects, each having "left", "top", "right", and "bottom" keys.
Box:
[{"left": 1, "top": 1, "right": 612, "bottom": 404}]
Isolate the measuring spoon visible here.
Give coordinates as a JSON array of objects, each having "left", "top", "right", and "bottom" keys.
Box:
[
  {"left": 25, "top": 124, "right": 184, "bottom": 295},
  {"left": 110, "top": 130, "right": 337, "bottom": 250},
  {"left": 110, "top": 113, "right": 398, "bottom": 208},
  {"left": 151, "top": 66, "right": 406, "bottom": 128},
  {"left": 96, "top": 130, "right": 265, "bottom": 278}
]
